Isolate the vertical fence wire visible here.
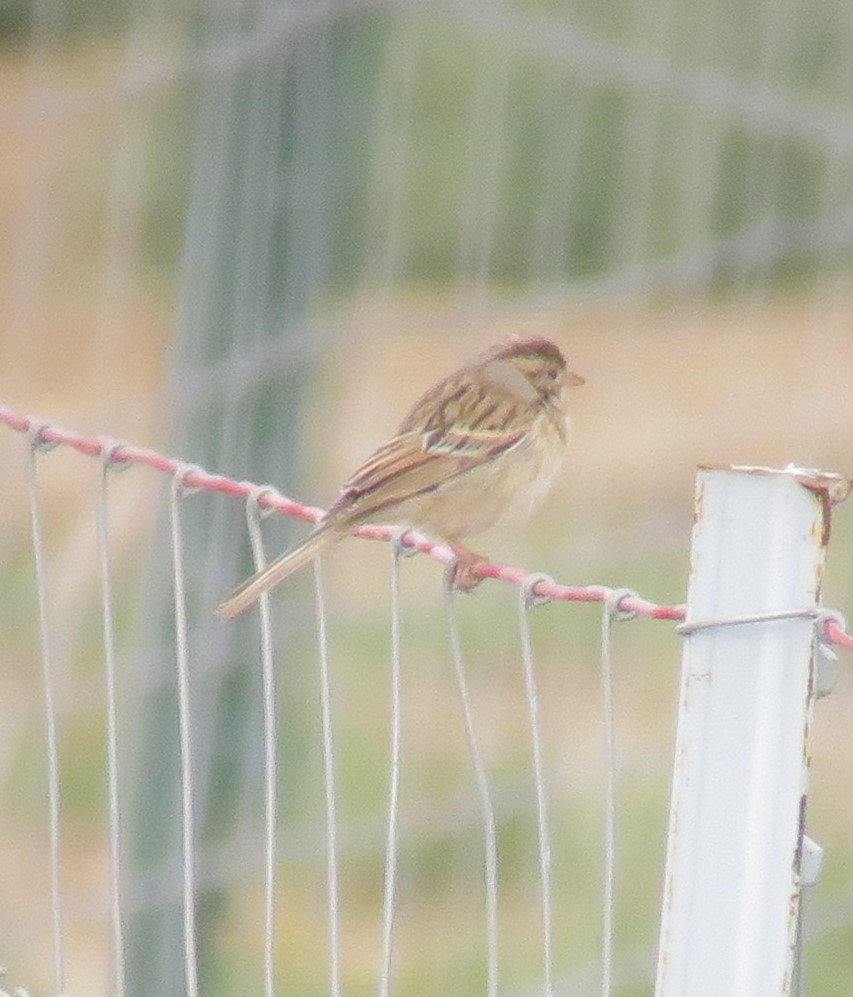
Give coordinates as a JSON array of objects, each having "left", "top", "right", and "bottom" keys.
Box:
[
  {"left": 527, "top": 83, "right": 585, "bottom": 287},
  {"left": 168, "top": 468, "right": 200, "bottom": 997},
  {"left": 379, "top": 543, "right": 405, "bottom": 997},
  {"left": 517, "top": 579, "right": 555, "bottom": 997},
  {"left": 24, "top": 435, "right": 65, "bottom": 996},
  {"left": 245, "top": 488, "right": 278, "bottom": 997},
  {"left": 362, "top": 14, "right": 420, "bottom": 296},
  {"left": 444, "top": 572, "right": 498, "bottom": 997},
  {"left": 599, "top": 601, "right": 617, "bottom": 997},
  {"left": 313, "top": 558, "right": 341, "bottom": 997},
  {"left": 96, "top": 448, "right": 128, "bottom": 997},
  {"left": 455, "top": 52, "right": 511, "bottom": 301},
  {"left": 599, "top": 591, "right": 635, "bottom": 997}
]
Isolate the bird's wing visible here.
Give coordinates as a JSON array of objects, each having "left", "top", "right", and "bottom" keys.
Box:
[
  {"left": 329, "top": 377, "right": 534, "bottom": 523},
  {"left": 399, "top": 368, "right": 534, "bottom": 448}
]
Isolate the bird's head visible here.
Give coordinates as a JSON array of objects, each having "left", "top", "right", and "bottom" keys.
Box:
[{"left": 488, "top": 337, "right": 584, "bottom": 406}]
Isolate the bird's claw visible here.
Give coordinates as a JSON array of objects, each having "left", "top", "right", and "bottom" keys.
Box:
[{"left": 447, "top": 547, "right": 488, "bottom": 592}]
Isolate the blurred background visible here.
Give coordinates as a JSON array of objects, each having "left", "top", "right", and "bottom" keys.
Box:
[{"left": 1, "top": 0, "right": 853, "bottom": 993}]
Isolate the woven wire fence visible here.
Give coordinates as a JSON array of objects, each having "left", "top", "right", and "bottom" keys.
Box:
[
  {"left": 4, "top": 0, "right": 853, "bottom": 993},
  {"left": 4, "top": 408, "right": 688, "bottom": 995},
  {"left": 2, "top": 408, "right": 853, "bottom": 995}
]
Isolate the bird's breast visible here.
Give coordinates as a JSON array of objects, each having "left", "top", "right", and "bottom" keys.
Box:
[{"left": 403, "top": 408, "right": 567, "bottom": 540}]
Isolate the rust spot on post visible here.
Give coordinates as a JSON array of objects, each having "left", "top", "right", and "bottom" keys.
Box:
[
  {"left": 692, "top": 481, "right": 704, "bottom": 527},
  {"left": 793, "top": 794, "right": 807, "bottom": 876},
  {"left": 818, "top": 488, "right": 831, "bottom": 547}
]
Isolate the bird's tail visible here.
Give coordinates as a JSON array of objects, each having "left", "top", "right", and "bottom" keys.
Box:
[{"left": 216, "top": 521, "right": 343, "bottom": 620}]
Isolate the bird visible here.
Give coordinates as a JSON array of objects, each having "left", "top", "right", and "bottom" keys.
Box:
[{"left": 216, "top": 337, "right": 584, "bottom": 620}]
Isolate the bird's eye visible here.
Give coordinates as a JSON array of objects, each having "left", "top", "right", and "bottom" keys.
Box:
[{"left": 545, "top": 367, "right": 559, "bottom": 381}]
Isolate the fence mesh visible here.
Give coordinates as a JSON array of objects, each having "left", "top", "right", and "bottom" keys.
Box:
[
  {"left": 2, "top": 410, "right": 853, "bottom": 994},
  {"left": 3, "top": 0, "right": 853, "bottom": 992}
]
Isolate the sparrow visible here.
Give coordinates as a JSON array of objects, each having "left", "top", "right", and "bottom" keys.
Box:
[{"left": 217, "top": 337, "right": 583, "bottom": 619}]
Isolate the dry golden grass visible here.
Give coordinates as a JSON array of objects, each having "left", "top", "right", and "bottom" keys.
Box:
[
  {"left": 319, "top": 289, "right": 853, "bottom": 514},
  {"left": 2, "top": 39, "right": 853, "bottom": 997},
  {"left": 3, "top": 279, "right": 853, "bottom": 993}
]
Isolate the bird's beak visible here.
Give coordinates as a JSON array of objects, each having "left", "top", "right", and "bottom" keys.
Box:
[{"left": 563, "top": 370, "right": 585, "bottom": 387}]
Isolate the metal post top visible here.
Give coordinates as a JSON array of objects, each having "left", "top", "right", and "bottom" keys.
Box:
[
  {"left": 698, "top": 463, "right": 853, "bottom": 504},
  {"left": 658, "top": 456, "right": 832, "bottom": 996}
]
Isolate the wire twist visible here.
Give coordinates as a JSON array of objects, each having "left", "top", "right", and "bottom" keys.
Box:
[
  {"left": 98, "top": 437, "right": 133, "bottom": 473},
  {"left": 173, "top": 462, "right": 205, "bottom": 499},
  {"left": 523, "top": 572, "right": 556, "bottom": 608},
  {"left": 392, "top": 529, "right": 421, "bottom": 560},
  {"left": 27, "top": 420, "right": 60, "bottom": 454},
  {"left": 605, "top": 588, "right": 640, "bottom": 623},
  {"left": 247, "top": 484, "right": 279, "bottom": 522}
]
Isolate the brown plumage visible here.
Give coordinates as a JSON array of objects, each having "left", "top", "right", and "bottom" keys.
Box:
[{"left": 217, "top": 337, "right": 583, "bottom": 619}]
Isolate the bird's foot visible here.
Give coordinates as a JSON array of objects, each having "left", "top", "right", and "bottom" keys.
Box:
[{"left": 447, "top": 542, "right": 489, "bottom": 592}]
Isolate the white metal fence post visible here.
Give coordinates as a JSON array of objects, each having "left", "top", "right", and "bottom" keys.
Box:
[{"left": 655, "top": 466, "right": 830, "bottom": 997}]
